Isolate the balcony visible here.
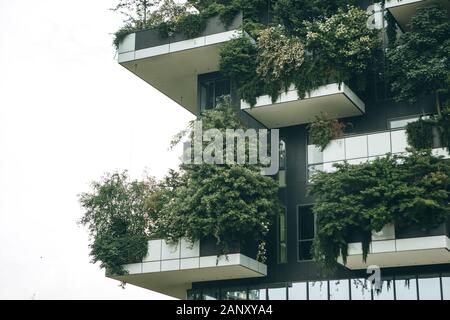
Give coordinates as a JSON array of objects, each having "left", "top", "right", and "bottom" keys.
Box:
[
  {"left": 307, "top": 128, "right": 450, "bottom": 177},
  {"left": 117, "top": 13, "right": 244, "bottom": 114},
  {"left": 386, "top": 0, "right": 450, "bottom": 30},
  {"left": 107, "top": 238, "right": 267, "bottom": 299},
  {"left": 240, "top": 83, "right": 365, "bottom": 129},
  {"left": 337, "top": 223, "right": 450, "bottom": 270}
]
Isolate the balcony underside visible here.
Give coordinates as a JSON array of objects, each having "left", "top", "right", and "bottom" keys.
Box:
[
  {"left": 117, "top": 13, "right": 244, "bottom": 115},
  {"left": 386, "top": 0, "right": 450, "bottom": 30},
  {"left": 338, "top": 236, "right": 450, "bottom": 270},
  {"left": 241, "top": 83, "right": 365, "bottom": 129},
  {"left": 109, "top": 253, "right": 266, "bottom": 299}
]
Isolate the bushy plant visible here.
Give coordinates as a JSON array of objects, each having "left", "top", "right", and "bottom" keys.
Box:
[
  {"left": 307, "top": 113, "right": 348, "bottom": 151},
  {"left": 387, "top": 6, "right": 450, "bottom": 114},
  {"left": 79, "top": 172, "right": 157, "bottom": 275},
  {"left": 256, "top": 26, "right": 305, "bottom": 101},
  {"left": 406, "top": 118, "right": 435, "bottom": 150},
  {"left": 310, "top": 150, "right": 450, "bottom": 272},
  {"left": 305, "top": 7, "right": 380, "bottom": 83}
]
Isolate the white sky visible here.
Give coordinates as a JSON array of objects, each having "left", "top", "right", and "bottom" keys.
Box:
[{"left": 0, "top": 0, "right": 194, "bottom": 299}]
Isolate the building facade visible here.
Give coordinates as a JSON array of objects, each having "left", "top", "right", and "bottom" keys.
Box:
[{"left": 113, "top": 0, "right": 450, "bottom": 300}]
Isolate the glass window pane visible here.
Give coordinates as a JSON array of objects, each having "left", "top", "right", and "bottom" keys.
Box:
[
  {"left": 419, "top": 277, "right": 441, "bottom": 300},
  {"left": 288, "top": 282, "right": 307, "bottom": 300},
  {"left": 323, "top": 139, "right": 345, "bottom": 162},
  {"left": 298, "top": 241, "right": 313, "bottom": 261},
  {"left": 368, "top": 132, "right": 391, "bottom": 157},
  {"left": 395, "top": 278, "right": 418, "bottom": 300},
  {"left": 391, "top": 130, "right": 408, "bottom": 154},
  {"left": 299, "top": 206, "right": 314, "bottom": 240},
  {"left": 248, "top": 288, "right": 266, "bottom": 301},
  {"left": 214, "top": 79, "right": 230, "bottom": 103},
  {"left": 345, "top": 136, "right": 368, "bottom": 160},
  {"left": 329, "top": 280, "right": 350, "bottom": 300},
  {"left": 351, "top": 279, "right": 372, "bottom": 300},
  {"left": 278, "top": 208, "right": 287, "bottom": 264},
  {"left": 222, "top": 288, "right": 247, "bottom": 300},
  {"left": 308, "top": 281, "right": 328, "bottom": 300},
  {"left": 187, "top": 290, "right": 202, "bottom": 300},
  {"left": 390, "top": 117, "right": 419, "bottom": 129},
  {"left": 202, "top": 289, "right": 219, "bottom": 300},
  {"left": 279, "top": 140, "right": 286, "bottom": 170},
  {"left": 200, "top": 82, "right": 215, "bottom": 111},
  {"left": 442, "top": 276, "right": 450, "bottom": 300},
  {"left": 373, "top": 280, "right": 395, "bottom": 300},
  {"left": 268, "top": 287, "right": 286, "bottom": 300}
]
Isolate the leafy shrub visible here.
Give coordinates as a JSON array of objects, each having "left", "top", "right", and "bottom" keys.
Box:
[
  {"left": 387, "top": 6, "right": 450, "bottom": 111},
  {"left": 307, "top": 113, "right": 348, "bottom": 151},
  {"left": 79, "top": 172, "right": 157, "bottom": 275},
  {"left": 406, "top": 118, "right": 435, "bottom": 150},
  {"left": 310, "top": 150, "right": 450, "bottom": 272}
]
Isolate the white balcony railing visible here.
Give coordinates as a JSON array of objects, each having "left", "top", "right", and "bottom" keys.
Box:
[{"left": 241, "top": 83, "right": 365, "bottom": 128}]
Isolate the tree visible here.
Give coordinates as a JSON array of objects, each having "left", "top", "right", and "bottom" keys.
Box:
[
  {"left": 309, "top": 150, "right": 450, "bottom": 271},
  {"left": 273, "top": 0, "right": 357, "bottom": 36},
  {"left": 159, "top": 101, "right": 282, "bottom": 261},
  {"left": 79, "top": 172, "right": 157, "bottom": 275},
  {"left": 387, "top": 6, "right": 450, "bottom": 115}
]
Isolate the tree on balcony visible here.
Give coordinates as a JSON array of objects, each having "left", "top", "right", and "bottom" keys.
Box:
[
  {"left": 309, "top": 150, "right": 450, "bottom": 272},
  {"left": 387, "top": 5, "right": 450, "bottom": 116}
]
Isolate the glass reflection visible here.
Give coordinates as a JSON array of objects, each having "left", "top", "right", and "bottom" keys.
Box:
[
  {"left": 373, "top": 280, "right": 394, "bottom": 300},
  {"left": 395, "top": 278, "right": 417, "bottom": 300},
  {"left": 351, "top": 279, "right": 371, "bottom": 300},
  {"left": 418, "top": 277, "right": 441, "bottom": 300},
  {"left": 442, "top": 276, "right": 450, "bottom": 300},
  {"left": 288, "top": 282, "right": 307, "bottom": 300},
  {"left": 329, "top": 280, "right": 350, "bottom": 300},
  {"left": 308, "top": 281, "right": 328, "bottom": 300},
  {"left": 268, "top": 287, "right": 287, "bottom": 300},
  {"left": 222, "top": 288, "right": 247, "bottom": 300},
  {"left": 248, "top": 288, "right": 266, "bottom": 301}
]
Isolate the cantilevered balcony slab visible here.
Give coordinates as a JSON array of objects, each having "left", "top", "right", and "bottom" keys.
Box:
[
  {"left": 240, "top": 83, "right": 365, "bottom": 129},
  {"left": 107, "top": 238, "right": 267, "bottom": 299},
  {"left": 337, "top": 224, "right": 450, "bottom": 270},
  {"left": 386, "top": 0, "right": 450, "bottom": 30},
  {"left": 117, "top": 13, "right": 244, "bottom": 114}
]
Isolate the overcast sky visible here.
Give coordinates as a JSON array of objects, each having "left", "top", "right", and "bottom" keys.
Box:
[{"left": 0, "top": 0, "right": 194, "bottom": 299}]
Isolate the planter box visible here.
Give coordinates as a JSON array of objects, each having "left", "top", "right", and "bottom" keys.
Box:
[
  {"left": 240, "top": 83, "right": 365, "bottom": 128},
  {"left": 338, "top": 223, "right": 450, "bottom": 270},
  {"left": 107, "top": 237, "right": 266, "bottom": 299},
  {"left": 116, "top": 13, "right": 245, "bottom": 115}
]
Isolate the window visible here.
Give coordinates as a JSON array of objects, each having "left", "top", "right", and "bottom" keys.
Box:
[
  {"left": 279, "top": 140, "right": 286, "bottom": 170},
  {"left": 268, "top": 287, "right": 287, "bottom": 300},
  {"left": 202, "top": 289, "right": 219, "bottom": 300},
  {"left": 199, "top": 78, "right": 230, "bottom": 111},
  {"left": 329, "top": 280, "right": 350, "bottom": 300},
  {"left": 373, "top": 279, "right": 395, "bottom": 300},
  {"left": 298, "top": 206, "right": 314, "bottom": 261},
  {"left": 248, "top": 288, "right": 266, "bottom": 301},
  {"left": 222, "top": 288, "right": 247, "bottom": 300},
  {"left": 278, "top": 207, "right": 287, "bottom": 264},
  {"left": 308, "top": 281, "right": 328, "bottom": 300},
  {"left": 351, "top": 279, "right": 372, "bottom": 300},
  {"left": 442, "top": 275, "right": 450, "bottom": 300},
  {"left": 288, "top": 282, "right": 307, "bottom": 300},
  {"left": 395, "top": 277, "right": 418, "bottom": 300},
  {"left": 389, "top": 116, "right": 420, "bottom": 130},
  {"left": 418, "top": 276, "right": 442, "bottom": 300}
]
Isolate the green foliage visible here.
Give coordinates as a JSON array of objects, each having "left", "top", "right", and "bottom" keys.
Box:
[
  {"left": 159, "top": 102, "right": 282, "bottom": 261},
  {"left": 307, "top": 113, "right": 348, "bottom": 151},
  {"left": 219, "top": 37, "right": 264, "bottom": 106},
  {"left": 437, "top": 106, "right": 450, "bottom": 151},
  {"left": 406, "top": 117, "right": 435, "bottom": 150},
  {"left": 305, "top": 7, "right": 380, "bottom": 85},
  {"left": 256, "top": 26, "right": 305, "bottom": 102},
  {"left": 309, "top": 150, "right": 450, "bottom": 272},
  {"left": 273, "top": 0, "right": 357, "bottom": 36},
  {"left": 386, "top": 6, "right": 450, "bottom": 108},
  {"left": 79, "top": 172, "right": 157, "bottom": 275}
]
